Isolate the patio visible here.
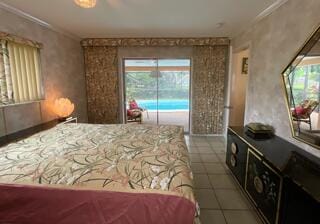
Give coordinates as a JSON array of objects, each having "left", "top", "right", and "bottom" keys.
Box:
[{"left": 141, "top": 110, "right": 189, "bottom": 132}]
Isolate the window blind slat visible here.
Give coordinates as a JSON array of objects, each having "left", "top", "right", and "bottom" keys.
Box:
[
  {"left": 3, "top": 41, "right": 43, "bottom": 104},
  {"left": 18, "top": 46, "right": 29, "bottom": 101},
  {"left": 23, "top": 46, "right": 34, "bottom": 100},
  {"left": 7, "top": 44, "right": 19, "bottom": 102},
  {"left": 27, "top": 48, "right": 37, "bottom": 100},
  {"left": 13, "top": 45, "right": 24, "bottom": 102},
  {"left": 33, "top": 49, "right": 42, "bottom": 99}
]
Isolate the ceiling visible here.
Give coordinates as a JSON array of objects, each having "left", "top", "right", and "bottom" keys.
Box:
[{"left": 0, "top": 0, "right": 281, "bottom": 38}]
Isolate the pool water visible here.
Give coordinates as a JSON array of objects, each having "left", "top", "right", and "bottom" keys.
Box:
[{"left": 137, "top": 99, "right": 189, "bottom": 110}]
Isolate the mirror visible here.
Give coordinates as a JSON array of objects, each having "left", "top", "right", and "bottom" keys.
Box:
[{"left": 282, "top": 26, "right": 320, "bottom": 148}]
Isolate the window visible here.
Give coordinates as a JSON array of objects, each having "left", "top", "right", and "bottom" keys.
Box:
[
  {"left": 290, "top": 58, "right": 320, "bottom": 111},
  {"left": 0, "top": 39, "right": 43, "bottom": 106}
]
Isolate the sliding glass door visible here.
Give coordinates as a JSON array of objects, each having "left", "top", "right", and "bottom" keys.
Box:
[{"left": 124, "top": 59, "right": 191, "bottom": 132}]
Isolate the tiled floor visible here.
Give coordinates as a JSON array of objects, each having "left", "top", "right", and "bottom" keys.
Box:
[{"left": 185, "top": 135, "right": 263, "bottom": 224}]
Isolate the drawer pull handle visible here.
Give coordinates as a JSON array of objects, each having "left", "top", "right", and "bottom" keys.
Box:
[
  {"left": 254, "top": 176, "right": 264, "bottom": 194},
  {"left": 230, "top": 155, "right": 237, "bottom": 167},
  {"left": 231, "top": 142, "right": 238, "bottom": 154}
]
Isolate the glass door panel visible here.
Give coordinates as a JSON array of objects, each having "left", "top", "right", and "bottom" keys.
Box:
[
  {"left": 124, "top": 58, "right": 191, "bottom": 132},
  {"left": 158, "top": 59, "right": 191, "bottom": 132},
  {"left": 124, "top": 59, "right": 158, "bottom": 125}
]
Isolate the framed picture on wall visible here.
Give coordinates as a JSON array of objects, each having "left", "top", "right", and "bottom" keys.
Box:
[{"left": 241, "top": 57, "right": 248, "bottom": 74}]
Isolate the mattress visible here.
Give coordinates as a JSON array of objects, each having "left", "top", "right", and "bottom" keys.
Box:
[{"left": 0, "top": 123, "right": 197, "bottom": 224}]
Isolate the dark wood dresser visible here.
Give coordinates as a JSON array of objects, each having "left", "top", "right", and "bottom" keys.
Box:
[{"left": 227, "top": 126, "right": 320, "bottom": 224}]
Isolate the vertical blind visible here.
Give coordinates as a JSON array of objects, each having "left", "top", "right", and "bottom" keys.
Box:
[
  {"left": 0, "top": 40, "right": 43, "bottom": 105},
  {"left": 8, "top": 42, "right": 42, "bottom": 103}
]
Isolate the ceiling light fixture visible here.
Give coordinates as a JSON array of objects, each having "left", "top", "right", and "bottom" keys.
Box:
[{"left": 74, "top": 0, "right": 97, "bottom": 8}]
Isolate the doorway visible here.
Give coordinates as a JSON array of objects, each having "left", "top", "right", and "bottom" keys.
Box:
[
  {"left": 228, "top": 49, "right": 249, "bottom": 126},
  {"left": 123, "top": 58, "right": 191, "bottom": 132}
]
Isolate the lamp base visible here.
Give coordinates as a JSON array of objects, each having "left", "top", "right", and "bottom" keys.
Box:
[{"left": 57, "top": 117, "right": 71, "bottom": 122}]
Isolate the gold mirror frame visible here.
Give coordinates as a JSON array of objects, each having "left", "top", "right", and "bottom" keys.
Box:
[{"left": 281, "top": 25, "right": 320, "bottom": 150}]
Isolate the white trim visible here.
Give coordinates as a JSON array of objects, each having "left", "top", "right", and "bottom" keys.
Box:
[
  {"left": 0, "top": 2, "right": 80, "bottom": 41},
  {"left": 253, "top": 0, "right": 288, "bottom": 24},
  {"left": 224, "top": 45, "right": 233, "bottom": 135},
  {"left": 232, "top": 0, "right": 288, "bottom": 39}
]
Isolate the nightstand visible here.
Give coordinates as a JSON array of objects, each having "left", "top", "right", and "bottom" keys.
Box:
[{"left": 59, "top": 117, "right": 78, "bottom": 124}]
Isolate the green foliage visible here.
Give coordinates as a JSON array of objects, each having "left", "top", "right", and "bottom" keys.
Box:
[
  {"left": 125, "top": 71, "right": 190, "bottom": 100},
  {"left": 290, "top": 64, "right": 320, "bottom": 106}
]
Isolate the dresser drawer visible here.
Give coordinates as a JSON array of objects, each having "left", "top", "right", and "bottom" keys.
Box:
[
  {"left": 245, "top": 149, "right": 282, "bottom": 224},
  {"left": 226, "top": 131, "right": 248, "bottom": 187}
]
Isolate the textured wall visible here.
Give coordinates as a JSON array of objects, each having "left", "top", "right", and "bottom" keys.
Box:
[
  {"left": 84, "top": 46, "right": 119, "bottom": 124},
  {"left": 0, "top": 7, "right": 88, "bottom": 136},
  {"left": 232, "top": 0, "right": 320, "bottom": 157},
  {"left": 192, "top": 46, "right": 228, "bottom": 134}
]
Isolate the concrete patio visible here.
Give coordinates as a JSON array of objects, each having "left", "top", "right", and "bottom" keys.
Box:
[{"left": 141, "top": 110, "right": 190, "bottom": 132}]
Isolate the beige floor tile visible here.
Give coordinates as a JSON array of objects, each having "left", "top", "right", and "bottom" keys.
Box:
[
  {"left": 190, "top": 153, "right": 202, "bottom": 162},
  {"left": 221, "top": 162, "right": 230, "bottom": 171},
  {"left": 198, "top": 147, "right": 215, "bottom": 154},
  {"left": 204, "top": 163, "right": 229, "bottom": 174},
  {"left": 186, "top": 142, "right": 197, "bottom": 147},
  {"left": 215, "top": 189, "right": 249, "bottom": 210},
  {"left": 212, "top": 147, "right": 227, "bottom": 154},
  {"left": 210, "top": 142, "right": 226, "bottom": 148},
  {"left": 208, "top": 174, "right": 238, "bottom": 189},
  {"left": 191, "top": 136, "right": 208, "bottom": 141},
  {"left": 200, "top": 210, "right": 227, "bottom": 224},
  {"left": 200, "top": 154, "right": 220, "bottom": 163},
  {"left": 191, "top": 163, "right": 207, "bottom": 174},
  {"left": 188, "top": 146, "right": 199, "bottom": 153},
  {"left": 223, "top": 210, "right": 262, "bottom": 224},
  {"left": 206, "top": 136, "right": 225, "bottom": 142},
  {"left": 195, "top": 189, "right": 220, "bottom": 209},
  {"left": 194, "top": 174, "right": 212, "bottom": 188},
  {"left": 216, "top": 153, "right": 227, "bottom": 163},
  {"left": 195, "top": 142, "right": 211, "bottom": 147}
]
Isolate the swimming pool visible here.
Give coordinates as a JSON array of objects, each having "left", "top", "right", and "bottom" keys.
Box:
[{"left": 137, "top": 99, "right": 189, "bottom": 111}]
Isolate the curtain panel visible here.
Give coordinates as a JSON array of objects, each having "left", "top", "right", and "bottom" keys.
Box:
[
  {"left": 0, "top": 40, "right": 42, "bottom": 105},
  {"left": 0, "top": 40, "right": 13, "bottom": 105}
]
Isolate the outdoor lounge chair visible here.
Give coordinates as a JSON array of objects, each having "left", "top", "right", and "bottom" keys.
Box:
[
  {"left": 292, "top": 99, "right": 319, "bottom": 131},
  {"left": 126, "top": 99, "right": 145, "bottom": 123}
]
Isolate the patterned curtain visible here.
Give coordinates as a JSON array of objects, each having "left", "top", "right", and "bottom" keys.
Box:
[{"left": 0, "top": 40, "right": 13, "bottom": 105}]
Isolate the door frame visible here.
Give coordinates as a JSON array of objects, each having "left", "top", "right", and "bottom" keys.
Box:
[
  {"left": 121, "top": 57, "right": 192, "bottom": 133},
  {"left": 226, "top": 43, "right": 251, "bottom": 131}
]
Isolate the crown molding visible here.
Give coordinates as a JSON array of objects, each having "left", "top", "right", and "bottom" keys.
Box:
[
  {"left": 0, "top": 2, "right": 80, "bottom": 41},
  {"left": 232, "top": 0, "right": 288, "bottom": 39},
  {"left": 253, "top": 0, "right": 288, "bottom": 24}
]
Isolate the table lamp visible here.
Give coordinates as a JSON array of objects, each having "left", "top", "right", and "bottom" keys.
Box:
[{"left": 53, "top": 98, "right": 75, "bottom": 121}]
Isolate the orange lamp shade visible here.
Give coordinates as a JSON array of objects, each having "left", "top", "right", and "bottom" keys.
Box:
[{"left": 53, "top": 98, "right": 75, "bottom": 118}]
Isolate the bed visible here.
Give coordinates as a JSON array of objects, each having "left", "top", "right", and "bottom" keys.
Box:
[{"left": 0, "top": 123, "right": 198, "bottom": 224}]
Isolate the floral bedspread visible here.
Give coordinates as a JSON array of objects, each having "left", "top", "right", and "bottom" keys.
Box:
[{"left": 0, "top": 123, "right": 195, "bottom": 204}]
